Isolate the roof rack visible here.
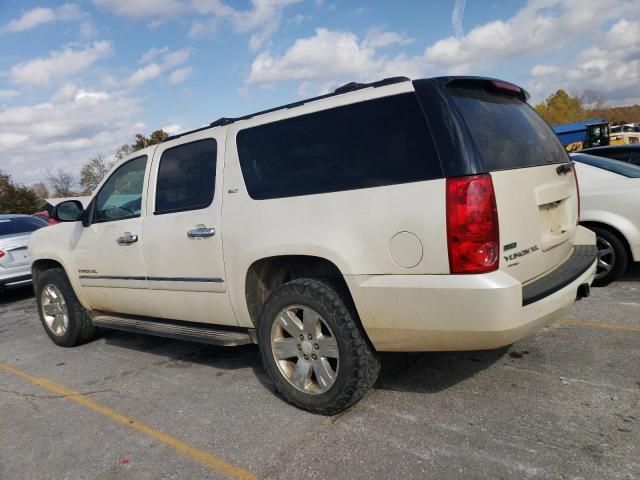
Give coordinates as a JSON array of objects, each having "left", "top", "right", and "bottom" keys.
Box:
[
  {"left": 164, "top": 77, "right": 410, "bottom": 142},
  {"left": 163, "top": 76, "right": 410, "bottom": 142}
]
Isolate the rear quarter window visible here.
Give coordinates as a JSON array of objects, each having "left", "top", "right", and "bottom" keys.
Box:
[
  {"left": 236, "top": 93, "right": 442, "bottom": 200},
  {"left": 447, "top": 86, "right": 568, "bottom": 171}
]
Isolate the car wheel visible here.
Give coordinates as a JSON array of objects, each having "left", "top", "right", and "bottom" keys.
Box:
[
  {"left": 591, "top": 226, "right": 628, "bottom": 287},
  {"left": 35, "top": 268, "right": 96, "bottom": 347},
  {"left": 258, "top": 278, "right": 380, "bottom": 415}
]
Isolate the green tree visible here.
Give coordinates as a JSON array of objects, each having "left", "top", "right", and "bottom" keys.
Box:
[
  {"left": 0, "top": 170, "right": 41, "bottom": 214},
  {"left": 534, "top": 89, "right": 585, "bottom": 125},
  {"left": 80, "top": 155, "right": 114, "bottom": 195},
  {"left": 130, "top": 129, "right": 169, "bottom": 152}
]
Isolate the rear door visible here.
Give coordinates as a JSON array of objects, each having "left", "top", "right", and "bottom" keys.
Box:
[
  {"left": 142, "top": 130, "right": 237, "bottom": 326},
  {"left": 426, "top": 80, "right": 579, "bottom": 283}
]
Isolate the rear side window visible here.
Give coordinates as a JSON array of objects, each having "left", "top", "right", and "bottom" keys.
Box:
[
  {"left": 600, "top": 151, "right": 631, "bottom": 162},
  {"left": 155, "top": 139, "right": 217, "bottom": 214},
  {"left": 0, "top": 217, "right": 47, "bottom": 237},
  {"left": 448, "top": 86, "right": 568, "bottom": 171},
  {"left": 237, "top": 93, "right": 442, "bottom": 200}
]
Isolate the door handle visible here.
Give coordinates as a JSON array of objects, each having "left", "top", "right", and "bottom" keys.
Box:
[
  {"left": 187, "top": 227, "right": 215, "bottom": 238},
  {"left": 117, "top": 233, "right": 138, "bottom": 245}
]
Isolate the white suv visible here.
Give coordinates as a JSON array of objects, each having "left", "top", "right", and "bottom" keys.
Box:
[{"left": 29, "top": 76, "right": 597, "bottom": 414}]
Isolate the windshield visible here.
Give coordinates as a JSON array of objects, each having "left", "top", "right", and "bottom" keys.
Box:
[
  {"left": 0, "top": 217, "right": 47, "bottom": 237},
  {"left": 572, "top": 153, "right": 640, "bottom": 178},
  {"left": 447, "top": 85, "right": 568, "bottom": 171}
]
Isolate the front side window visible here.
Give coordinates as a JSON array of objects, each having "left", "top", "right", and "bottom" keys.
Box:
[
  {"left": 155, "top": 139, "right": 217, "bottom": 214},
  {"left": 94, "top": 156, "right": 147, "bottom": 223}
]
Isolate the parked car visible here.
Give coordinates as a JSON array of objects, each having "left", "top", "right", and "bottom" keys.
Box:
[
  {"left": 571, "top": 153, "right": 640, "bottom": 286},
  {"left": 581, "top": 144, "right": 640, "bottom": 166},
  {"left": 33, "top": 197, "right": 91, "bottom": 225},
  {"left": 29, "top": 76, "right": 597, "bottom": 414},
  {"left": 0, "top": 215, "right": 48, "bottom": 292}
]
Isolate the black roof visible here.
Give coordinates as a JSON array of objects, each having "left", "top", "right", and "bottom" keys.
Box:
[{"left": 164, "top": 76, "right": 411, "bottom": 142}]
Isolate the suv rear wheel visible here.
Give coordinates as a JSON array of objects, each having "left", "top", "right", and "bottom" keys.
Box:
[
  {"left": 35, "top": 268, "right": 96, "bottom": 347},
  {"left": 258, "top": 278, "right": 380, "bottom": 415}
]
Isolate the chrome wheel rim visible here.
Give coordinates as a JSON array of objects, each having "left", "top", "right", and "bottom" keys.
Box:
[
  {"left": 41, "top": 284, "right": 69, "bottom": 336},
  {"left": 595, "top": 236, "right": 616, "bottom": 280},
  {"left": 270, "top": 305, "right": 339, "bottom": 395}
]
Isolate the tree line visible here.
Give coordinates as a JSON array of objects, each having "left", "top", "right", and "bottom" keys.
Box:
[
  {"left": 0, "top": 130, "right": 168, "bottom": 215},
  {"left": 534, "top": 89, "right": 640, "bottom": 126}
]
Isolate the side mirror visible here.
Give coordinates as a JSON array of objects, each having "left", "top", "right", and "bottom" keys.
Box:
[{"left": 52, "top": 200, "right": 84, "bottom": 222}]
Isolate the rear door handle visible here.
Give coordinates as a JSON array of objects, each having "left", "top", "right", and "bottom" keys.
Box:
[
  {"left": 187, "top": 227, "right": 215, "bottom": 238},
  {"left": 117, "top": 233, "right": 138, "bottom": 245}
]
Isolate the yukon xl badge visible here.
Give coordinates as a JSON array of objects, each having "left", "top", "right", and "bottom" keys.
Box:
[{"left": 504, "top": 245, "right": 539, "bottom": 263}]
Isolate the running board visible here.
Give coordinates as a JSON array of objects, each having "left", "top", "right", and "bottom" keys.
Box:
[{"left": 90, "top": 312, "right": 254, "bottom": 346}]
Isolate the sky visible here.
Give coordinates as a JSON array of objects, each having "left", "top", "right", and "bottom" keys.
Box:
[{"left": 0, "top": 0, "right": 639, "bottom": 185}]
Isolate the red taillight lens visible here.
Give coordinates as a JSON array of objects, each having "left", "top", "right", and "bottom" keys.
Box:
[
  {"left": 572, "top": 164, "right": 580, "bottom": 223},
  {"left": 446, "top": 174, "right": 500, "bottom": 274},
  {"left": 0, "top": 250, "right": 5, "bottom": 258}
]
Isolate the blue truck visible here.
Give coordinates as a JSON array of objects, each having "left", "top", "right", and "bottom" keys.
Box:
[{"left": 552, "top": 118, "right": 611, "bottom": 151}]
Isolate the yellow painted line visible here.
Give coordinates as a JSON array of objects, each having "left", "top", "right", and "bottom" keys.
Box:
[
  {"left": 0, "top": 362, "right": 256, "bottom": 480},
  {"left": 558, "top": 319, "right": 640, "bottom": 333}
]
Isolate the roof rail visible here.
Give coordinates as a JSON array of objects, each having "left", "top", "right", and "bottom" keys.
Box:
[{"left": 163, "top": 76, "right": 411, "bottom": 143}]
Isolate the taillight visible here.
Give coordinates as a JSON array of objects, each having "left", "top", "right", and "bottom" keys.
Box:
[
  {"left": 446, "top": 174, "right": 500, "bottom": 274},
  {"left": 0, "top": 250, "right": 5, "bottom": 258},
  {"left": 572, "top": 164, "right": 580, "bottom": 223}
]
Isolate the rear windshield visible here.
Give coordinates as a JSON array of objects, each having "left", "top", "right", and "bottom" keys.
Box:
[
  {"left": 572, "top": 153, "right": 640, "bottom": 178},
  {"left": 0, "top": 217, "right": 47, "bottom": 237},
  {"left": 448, "top": 86, "right": 568, "bottom": 171}
]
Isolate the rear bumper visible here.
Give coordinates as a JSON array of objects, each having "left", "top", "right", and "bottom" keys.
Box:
[{"left": 345, "top": 243, "right": 597, "bottom": 352}]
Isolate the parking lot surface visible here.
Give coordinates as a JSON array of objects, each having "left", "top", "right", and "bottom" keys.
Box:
[{"left": 1, "top": 268, "right": 639, "bottom": 479}]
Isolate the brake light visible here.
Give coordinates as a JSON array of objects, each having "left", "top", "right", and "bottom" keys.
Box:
[
  {"left": 572, "top": 164, "right": 580, "bottom": 223},
  {"left": 491, "top": 80, "right": 522, "bottom": 95},
  {"left": 446, "top": 174, "right": 500, "bottom": 274},
  {"left": 0, "top": 250, "right": 5, "bottom": 258}
]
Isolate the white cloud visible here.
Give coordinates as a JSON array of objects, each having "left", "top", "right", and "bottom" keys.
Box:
[
  {"left": 169, "top": 66, "right": 193, "bottom": 84},
  {"left": 247, "top": 28, "right": 425, "bottom": 85},
  {"left": 127, "top": 63, "right": 162, "bottom": 87},
  {"left": 3, "top": 7, "right": 56, "bottom": 32},
  {"left": 451, "top": 0, "right": 467, "bottom": 38},
  {"left": 126, "top": 48, "right": 190, "bottom": 87},
  {"left": 363, "top": 27, "right": 412, "bottom": 49},
  {"left": 191, "top": 0, "right": 302, "bottom": 50},
  {"left": 10, "top": 41, "right": 112, "bottom": 86},
  {"left": 426, "top": 0, "right": 640, "bottom": 74},
  {"left": 527, "top": 17, "right": 640, "bottom": 105},
  {"left": 0, "top": 90, "right": 20, "bottom": 99},
  {"left": 0, "top": 86, "right": 143, "bottom": 183},
  {"left": 92, "top": 0, "right": 184, "bottom": 19},
  {"left": 3, "top": 4, "right": 90, "bottom": 34},
  {"left": 161, "top": 124, "right": 182, "bottom": 135}
]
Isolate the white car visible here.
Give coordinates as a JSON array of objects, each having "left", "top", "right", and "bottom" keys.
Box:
[
  {"left": 572, "top": 153, "right": 640, "bottom": 286},
  {"left": 0, "top": 215, "right": 48, "bottom": 291},
  {"left": 29, "top": 76, "right": 596, "bottom": 414}
]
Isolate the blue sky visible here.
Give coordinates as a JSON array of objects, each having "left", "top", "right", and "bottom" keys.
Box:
[{"left": 1, "top": 0, "right": 639, "bottom": 185}]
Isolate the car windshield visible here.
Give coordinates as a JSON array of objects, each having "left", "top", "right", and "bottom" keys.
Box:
[
  {"left": 572, "top": 153, "right": 640, "bottom": 178},
  {"left": 0, "top": 216, "right": 47, "bottom": 237}
]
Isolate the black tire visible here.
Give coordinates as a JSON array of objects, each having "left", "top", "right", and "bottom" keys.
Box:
[
  {"left": 590, "top": 226, "right": 629, "bottom": 287},
  {"left": 258, "top": 278, "right": 380, "bottom": 415},
  {"left": 35, "top": 268, "right": 96, "bottom": 347}
]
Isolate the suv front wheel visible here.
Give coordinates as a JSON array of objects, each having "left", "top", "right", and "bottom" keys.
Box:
[
  {"left": 35, "top": 268, "right": 96, "bottom": 347},
  {"left": 258, "top": 278, "right": 380, "bottom": 415}
]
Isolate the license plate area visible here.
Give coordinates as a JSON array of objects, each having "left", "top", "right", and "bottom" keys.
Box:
[{"left": 539, "top": 200, "right": 571, "bottom": 251}]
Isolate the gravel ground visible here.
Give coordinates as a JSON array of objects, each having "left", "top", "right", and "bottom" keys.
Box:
[{"left": 1, "top": 266, "right": 638, "bottom": 479}]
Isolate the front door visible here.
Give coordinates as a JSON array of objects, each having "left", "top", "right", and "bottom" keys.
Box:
[
  {"left": 142, "top": 131, "right": 237, "bottom": 326},
  {"left": 72, "top": 153, "right": 158, "bottom": 317}
]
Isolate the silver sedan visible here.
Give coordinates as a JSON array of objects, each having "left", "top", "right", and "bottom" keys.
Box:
[{"left": 0, "top": 215, "right": 48, "bottom": 292}]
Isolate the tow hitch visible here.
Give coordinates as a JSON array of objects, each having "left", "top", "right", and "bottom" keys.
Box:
[{"left": 576, "top": 283, "right": 590, "bottom": 301}]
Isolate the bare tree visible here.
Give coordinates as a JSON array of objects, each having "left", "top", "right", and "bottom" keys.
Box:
[
  {"left": 80, "top": 155, "right": 114, "bottom": 194},
  {"left": 29, "top": 182, "right": 49, "bottom": 203},
  {"left": 114, "top": 143, "right": 132, "bottom": 161},
  {"left": 580, "top": 89, "right": 605, "bottom": 111},
  {"left": 45, "top": 169, "right": 77, "bottom": 198}
]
